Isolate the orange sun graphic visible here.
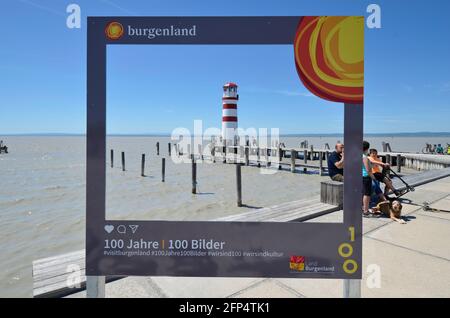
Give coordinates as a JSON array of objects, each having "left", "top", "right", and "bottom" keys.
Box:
[{"left": 105, "top": 22, "right": 124, "bottom": 40}]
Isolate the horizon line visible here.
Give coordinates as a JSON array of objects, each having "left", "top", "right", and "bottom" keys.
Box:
[{"left": 2, "top": 131, "right": 450, "bottom": 137}]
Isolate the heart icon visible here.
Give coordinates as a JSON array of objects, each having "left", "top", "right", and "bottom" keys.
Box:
[{"left": 104, "top": 225, "right": 114, "bottom": 234}]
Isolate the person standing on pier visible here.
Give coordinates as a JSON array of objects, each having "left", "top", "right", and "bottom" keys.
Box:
[
  {"left": 327, "top": 143, "right": 344, "bottom": 182},
  {"left": 362, "top": 141, "right": 375, "bottom": 216}
]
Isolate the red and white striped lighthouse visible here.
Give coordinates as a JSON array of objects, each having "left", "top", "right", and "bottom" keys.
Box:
[{"left": 221, "top": 82, "right": 239, "bottom": 144}]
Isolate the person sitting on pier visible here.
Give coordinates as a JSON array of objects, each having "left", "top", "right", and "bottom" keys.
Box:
[
  {"left": 368, "top": 149, "right": 400, "bottom": 197},
  {"left": 327, "top": 143, "right": 344, "bottom": 182},
  {"left": 436, "top": 144, "right": 444, "bottom": 155}
]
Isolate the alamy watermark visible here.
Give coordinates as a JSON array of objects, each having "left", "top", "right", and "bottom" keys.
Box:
[
  {"left": 66, "top": 4, "right": 81, "bottom": 29},
  {"left": 171, "top": 120, "right": 281, "bottom": 175},
  {"left": 65, "top": 4, "right": 381, "bottom": 30}
]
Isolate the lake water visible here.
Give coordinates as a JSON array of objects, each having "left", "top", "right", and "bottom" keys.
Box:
[{"left": 0, "top": 135, "right": 448, "bottom": 297}]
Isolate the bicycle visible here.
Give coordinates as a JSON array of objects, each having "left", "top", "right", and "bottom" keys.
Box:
[{"left": 421, "top": 143, "right": 435, "bottom": 154}]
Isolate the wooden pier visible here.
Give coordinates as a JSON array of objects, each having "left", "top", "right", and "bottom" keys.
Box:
[
  {"left": 109, "top": 141, "right": 450, "bottom": 181},
  {"left": 32, "top": 166, "right": 450, "bottom": 298},
  {"left": 31, "top": 139, "right": 450, "bottom": 297},
  {"left": 209, "top": 145, "right": 330, "bottom": 174},
  {"left": 209, "top": 144, "right": 450, "bottom": 172}
]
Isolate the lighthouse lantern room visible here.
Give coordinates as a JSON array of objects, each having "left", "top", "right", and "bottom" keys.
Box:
[{"left": 221, "top": 82, "right": 239, "bottom": 145}]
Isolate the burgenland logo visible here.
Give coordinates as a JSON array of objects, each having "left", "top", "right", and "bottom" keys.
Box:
[
  {"left": 289, "top": 255, "right": 335, "bottom": 273},
  {"left": 105, "top": 21, "right": 124, "bottom": 40},
  {"left": 289, "top": 256, "right": 305, "bottom": 272}
]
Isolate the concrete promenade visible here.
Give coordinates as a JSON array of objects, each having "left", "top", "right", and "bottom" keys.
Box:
[{"left": 69, "top": 176, "right": 450, "bottom": 298}]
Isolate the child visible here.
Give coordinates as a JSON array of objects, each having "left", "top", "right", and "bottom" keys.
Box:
[
  {"left": 362, "top": 141, "right": 373, "bottom": 217},
  {"left": 362, "top": 142, "right": 387, "bottom": 217},
  {"left": 368, "top": 149, "right": 400, "bottom": 196},
  {"left": 373, "top": 200, "right": 406, "bottom": 224}
]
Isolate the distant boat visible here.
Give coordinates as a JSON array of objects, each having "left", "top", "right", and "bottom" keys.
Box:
[{"left": 0, "top": 140, "right": 8, "bottom": 154}]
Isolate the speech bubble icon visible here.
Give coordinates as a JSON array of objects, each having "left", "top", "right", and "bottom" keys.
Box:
[{"left": 117, "top": 225, "right": 127, "bottom": 234}]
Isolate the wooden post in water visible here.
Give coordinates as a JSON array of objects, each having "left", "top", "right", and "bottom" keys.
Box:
[
  {"left": 310, "top": 145, "right": 314, "bottom": 160},
  {"left": 236, "top": 163, "right": 242, "bottom": 207},
  {"left": 397, "top": 154, "right": 402, "bottom": 173},
  {"left": 110, "top": 149, "right": 114, "bottom": 168},
  {"left": 319, "top": 152, "right": 324, "bottom": 176},
  {"left": 197, "top": 144, "right": 201, "bottom": 160},
  {"left": 191, "top": 154, "right": 197, "bottom": 194},
  {"left": 168, "top": 143, "right": 171, "bottom": 156},
  {"left": 303, "top": 149, "right": 308, "bottom": 173},
  {"left": 156, "top": 142, "right": 160, "bottom": 156},
  {"left": 141, "top": 154, "right": 145, "bottom": 177},
  {"left": 245, "top": 146, "right": 249, "bottom": 166},
  {"left": 257, "top": 147, "right": 261, "bottom": 167},
  {"left": 386, "top": 154, "right": 391, "bottom": 166},
  {"left": 211, "top": 145, "right": 216, "bottom": 163},
  {"left": 290, "top": 149, "right": 296, "bottom": 173},
  {"left": 278, "top": 145, "right": 282, "bottom": 170},
  {"left": 386, "top": 143, "right": 392, "bottom": 152},
  {"left": 162, "top": 158, "right": 166, "bottom": 182},
  {"left": 239, "top": 146, "right": 244, "bottom": 164},
  {"left": 121, "top": 151, "right": 125, "bottom": 171},
  {"left": 223, "top": 144, "right": 227, "bottom": 164}
]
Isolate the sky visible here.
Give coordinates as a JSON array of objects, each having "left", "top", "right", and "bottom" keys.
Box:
[{"left": 1, "top": 0, "right": 450, "bottom": 135}]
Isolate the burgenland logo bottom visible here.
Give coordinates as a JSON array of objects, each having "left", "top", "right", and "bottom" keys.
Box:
[{"left": 290, "top": 256, "right": 335, "bottom": 273}]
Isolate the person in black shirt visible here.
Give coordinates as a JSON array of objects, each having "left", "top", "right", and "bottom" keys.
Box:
[{"left": 327, "top": 143, "right": 344, "bottom": 181}]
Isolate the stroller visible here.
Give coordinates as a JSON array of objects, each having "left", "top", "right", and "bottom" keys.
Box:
[{"left": 382, "top": 167, "right": 415, "bottom": 200}]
